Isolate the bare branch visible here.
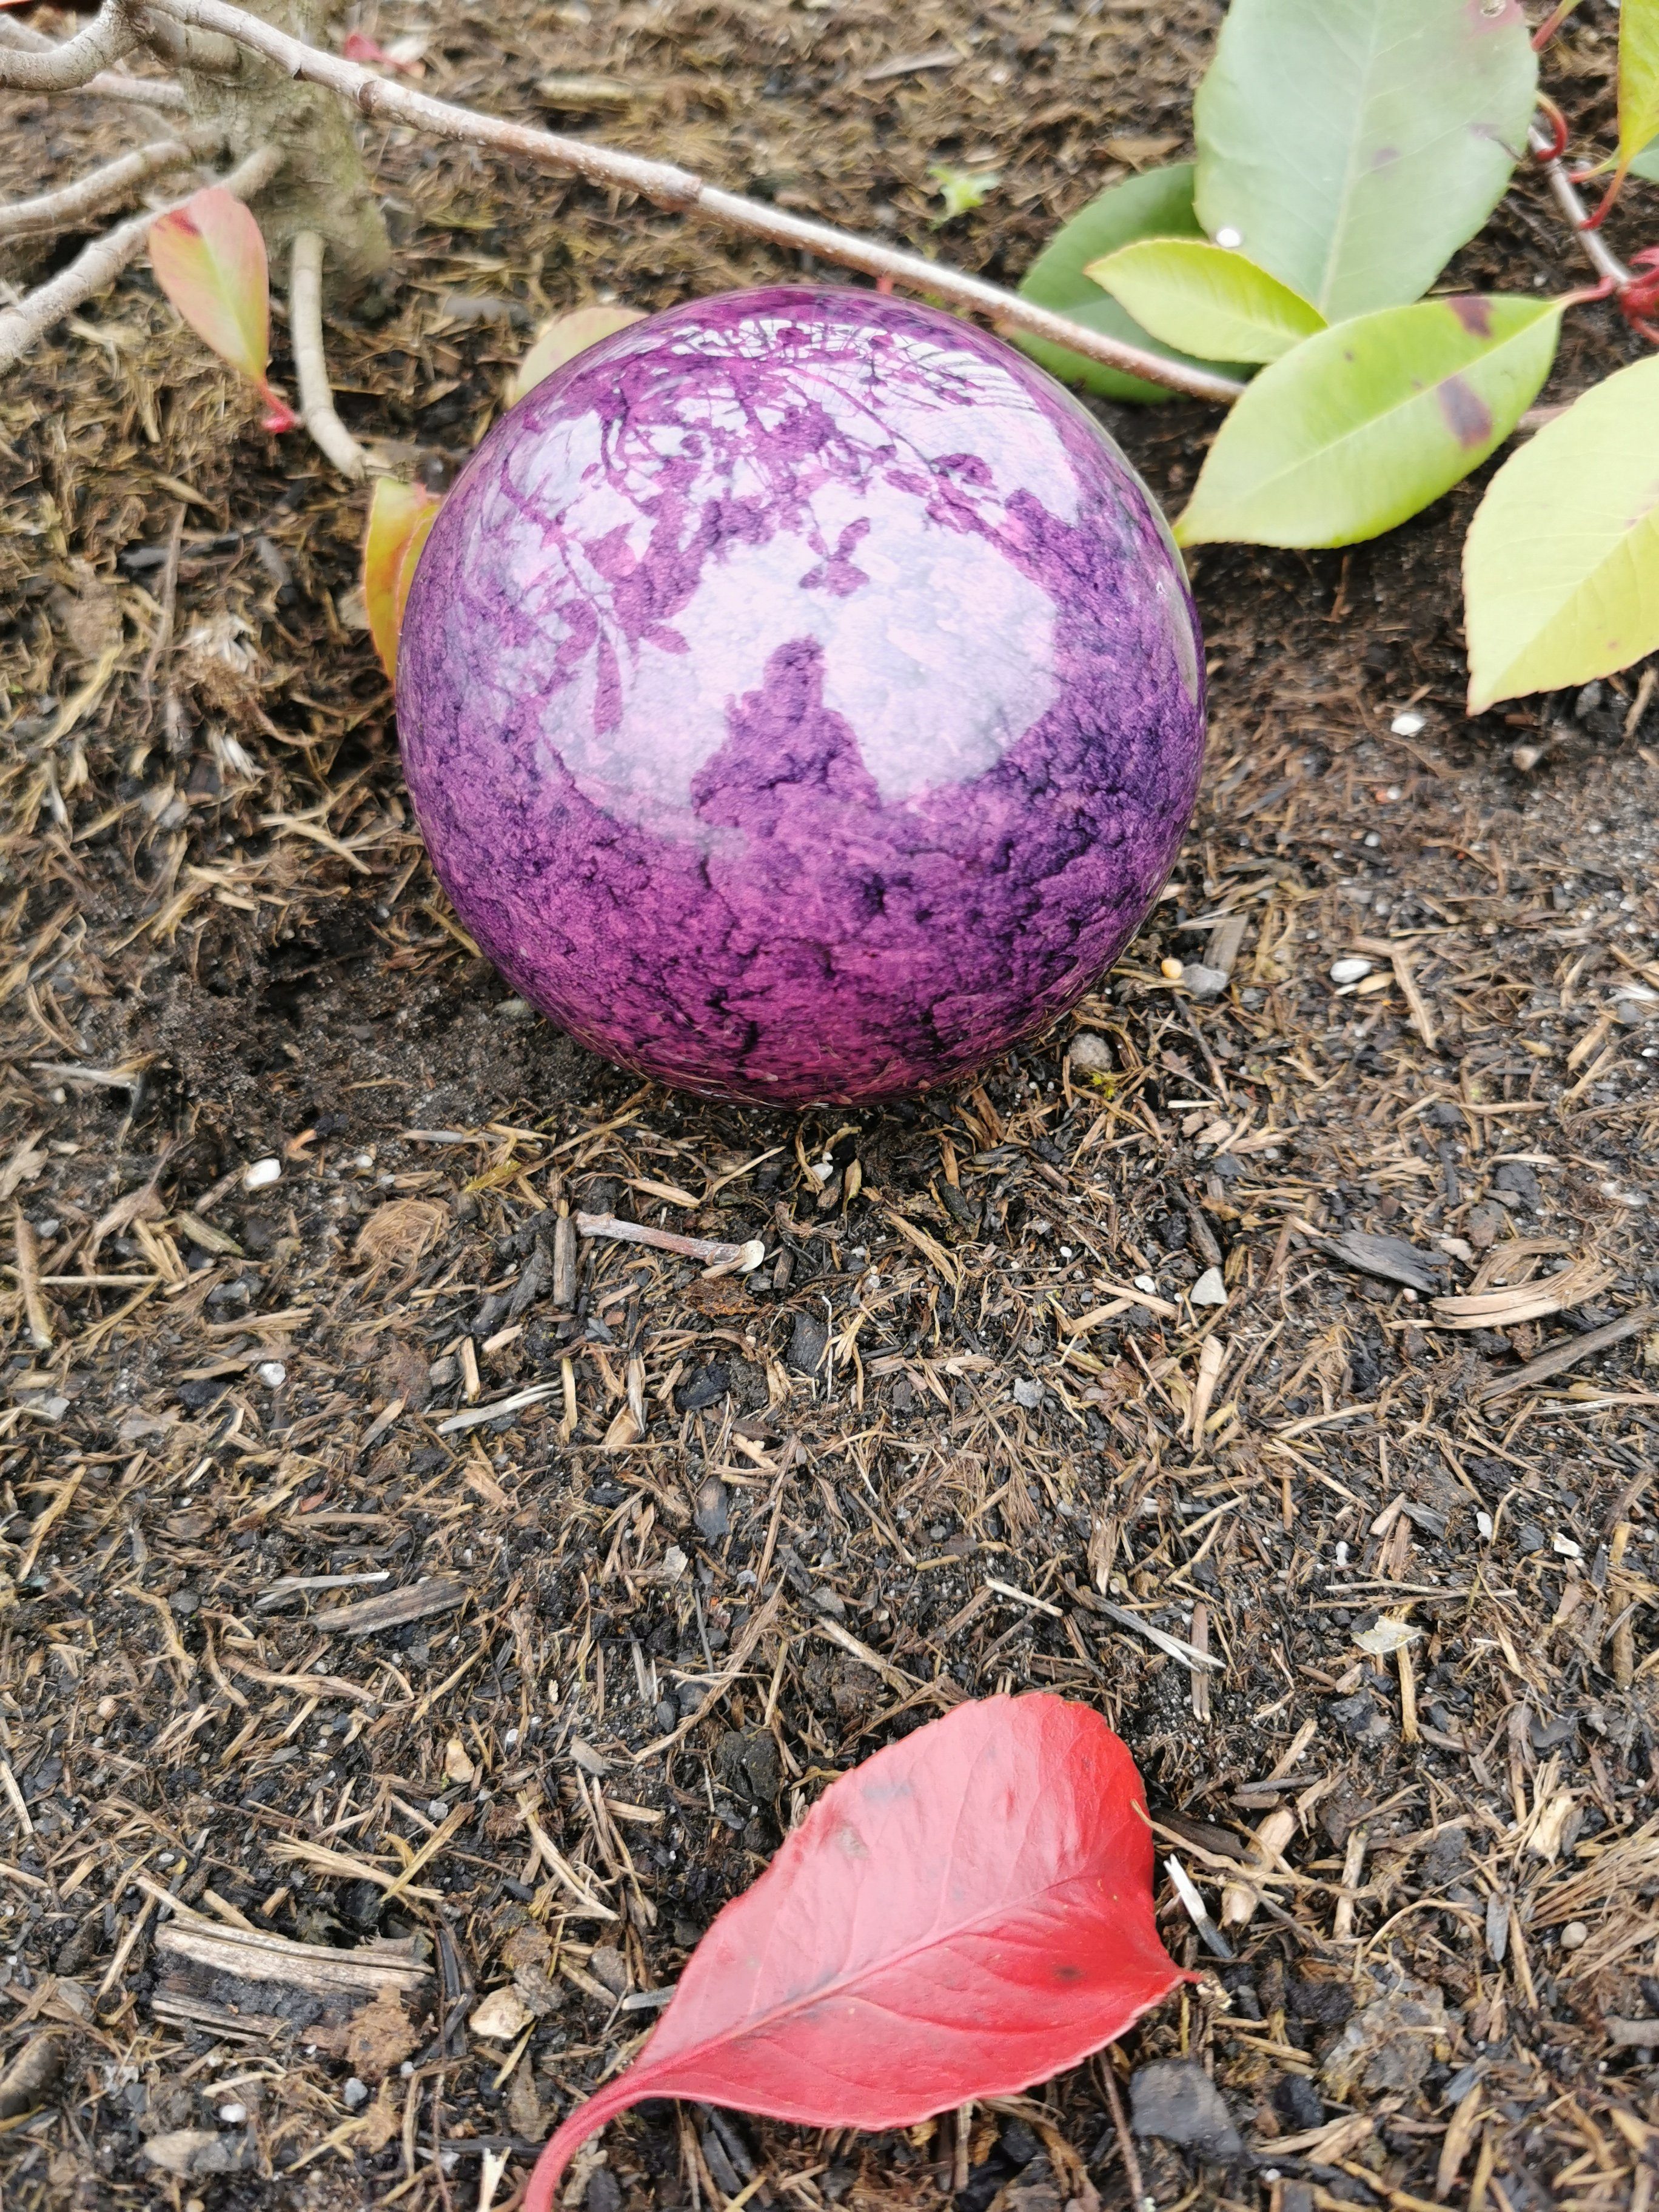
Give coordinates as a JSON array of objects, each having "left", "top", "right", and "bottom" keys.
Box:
[
  {"left": 141, "top": 0, "right": 1247, "bottom": 404},
  {"left": 0, "top": 143, "right": 282, "bottom": 377},
  {"left": 1529, "top": 122, "right": 1631, "bottom": 291},
  {"left": 289, "top": 230, "right": 368, "bottom": 480},
  {"left": 0, "top": 12, "right": 186, "bottom": 107},
  {"left": 0, "top": 0, "right": 142, "bottom": 93},
  {"left": 0, "top": 129, "right": 222, "bottom": 243},
  {"left": 133, "top": 8, "right": 244, "bottom": 80}
]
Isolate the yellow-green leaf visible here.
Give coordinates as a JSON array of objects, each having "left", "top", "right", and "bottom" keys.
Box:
[
  {"left": 1082, "top": 238, "right": 1325, "bottom": 364},
  {"left": 1463, "top": 354, "right": 1659, "bottom": 713},
  {"left": 508, "top": 306, "right": 646, "bottom": 406},
  {"left": 1175, "top": 294, "right": 1562, "bottom": 551},
  {"left": 1013, "top": 164, "right": 1244, "bottom": 403},
  {"left": 364, "top": 478, "right": 443, "bottom": 682},
  {"left": 1619, "top": 0, "right": 1659, "bottom": 179},
  {"left": 148, "top": 186, "right": 270, "bottom": 386}
]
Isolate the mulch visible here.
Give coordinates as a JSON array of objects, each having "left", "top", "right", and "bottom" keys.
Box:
[{"left": 2, "top": 2, "right": 1659, "bottom": 2209}]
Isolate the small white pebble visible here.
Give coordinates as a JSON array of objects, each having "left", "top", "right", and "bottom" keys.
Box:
[
  {"left": 1331, "top": 957, "right": 1373, "bottom": 985},
  {"left": 1335, "top": 1541, "right": 1349, "bottom": 1567},
  {"left": 243, "top": 1156, "right": 282, "bottom": 1191},
  {"left": 1477, "top": 1511, "right": 1493, "bottom": 1540},
  {"left": 1390, "top": 710, "right": 1426, "bottom": 737},
  {"left": 216, "top": 2103, "right": 247, "bottom": 2126},
  {"left": 1363, "top": 831, "right": 1381, "bottom": 848},
  {"left": 1190, "top": 1266, "right": 1227, "bottom": 1308},
  {"left": 1560, "top": 1921, "right": 1589, "bottom": 1951},
  {"left": 342, "top": 2077, "right": 369, "bottom": 2111},
  {"left": 427, "top": 1798, "right": 449, "bottom": 1820},
  {"left": 256, "top": 1361, "right": 287, "bottom": 1389},
  {"left": 1133, "top": 1273, "right": 1159, "bottom": 1295}
]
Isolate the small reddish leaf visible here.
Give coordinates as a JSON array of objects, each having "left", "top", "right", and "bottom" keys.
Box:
[
  {"left": 364, "top": 479, "right": 443, "bottom": 681},
  {"left": 149, "top": 187, "right": 272, "bottom": 387},
  {"left": 525, "top": 1694, "right": 1190, "bottom": 2212}
]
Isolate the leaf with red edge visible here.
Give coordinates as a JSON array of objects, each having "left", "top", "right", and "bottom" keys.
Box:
[
  {"left": 149, "top": 187, "right": 270, "bottom": 384},
  {"left": 363, "top": 478, "right": 443, "bottom": 681},
  {"left": 525, "top": 1694, "right": 1190, "bottom": 2212}
]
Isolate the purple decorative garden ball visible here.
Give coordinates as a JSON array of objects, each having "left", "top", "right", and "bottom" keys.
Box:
[{"left": 397, "top": 286, "right": 1205, "bottom": 1105}]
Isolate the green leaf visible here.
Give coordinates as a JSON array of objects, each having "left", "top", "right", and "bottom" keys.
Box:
[
  {"left": 1193, "top": 0, "right": 1538, "bottom": 321},
  {"left": 1175, "top": 295, "right": 1562, "bottom": 551},
  {"left": 1082, "top": 239, "right": 1326, "bottom": 364},
  {"left": 1013, "top": 165, "right": 1243, "bottom": 404},
  {"left": 928, "top": 163, "right": 1001, "bottom": 224},
  {"left": 1619, "top": 0, "right": 1659, "bottom": 179},
  {"left": 1463, "top": 354, "right": 1659, "bottom": 712},
  {"left": 1632, "top": 136, "right": 1659, "bottom": 183}
]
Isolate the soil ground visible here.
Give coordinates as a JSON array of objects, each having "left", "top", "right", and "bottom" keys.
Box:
[{"left": 3, "top": 2, "right": 1659, "bottom": 2209}]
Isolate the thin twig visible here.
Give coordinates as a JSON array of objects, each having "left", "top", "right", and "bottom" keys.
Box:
[
  {"left": 0, "top": 143, "right": 282, "bottom": 376},
  {"left": 289, "top": 230, "right": 368, "bottom": 480},
  {"left": 0, "top": 0, "right": 141, "bottom": 92},
  {"left": 1529, "top": 121, "right": 1630, "bottom": 291},
  {"left": 0, "top": 129, "right": 220, "bottom": 243},
  {"left": 1096, "top": 2057, "right": 1148, "bottom": 2212},
  {"left": 140, "top": 0, "right": 1247, "bottom": 403}
]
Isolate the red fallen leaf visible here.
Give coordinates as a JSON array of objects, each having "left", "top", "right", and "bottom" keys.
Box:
[{"left": 525, "top": 1694, "right": 1190, "bottom": 2212}]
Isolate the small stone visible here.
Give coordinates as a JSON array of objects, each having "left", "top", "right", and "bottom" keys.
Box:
[
  {"left": 1068, "top": 1031, "right": 1114, "bottom": 1076},
  {"left": 1390, "top": 710, "right": 1426, "bottom": 737},
  {"left": 216, "top": 2103, "right": 247, "bottom": 2126},
  {"left": 694, "top": 1475, "right": 730, "bottom": 1540},
  {"left": 1330, "top": 957, "right": 1373, "bottom": 985},
  {"left": 1464, "top": 1202, "right": 1506, "bottom": 1250},
  {"left": 588, "top": 1945, "right": 630, "bottom": 1997},
  {"left": 341, "top": 2077, "right": 370, "bottom": 2111},
  {"left": 1560, "top": 1920, "right": 1589, "bottom": 1951},
  {"left": 497, "top": 996, "right": 536, "bottom": 1021},
  {"left": 243, "top": 1158, "right": 282, "bottom": 1191},
  {"left": 1159, "top": 956, "right": 1185, "bottom": 982},
  {"left": 1181, "top": 962, "right": 1228, "bottom": 998},
  {"left": 256, "top": 1361, "right": 286, "bottom": 1389},
  {"left": 661, "top": 1544, "right": 688, "bottom": 1582},
  {"left": 471, "top": 1986, "right": 533, "bottom": 2041},
  {"left": 1012, "top": 1377, "right": 1043, "bottom": 1409},
  {"left": 1190, "top": 1267, "right": 1227, "bottom": 1307},
  {"left": 1130, "top": 2059, "right": 1245, "bottom": 2161}
]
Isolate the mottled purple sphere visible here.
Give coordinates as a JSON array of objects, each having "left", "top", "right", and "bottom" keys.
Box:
[{"left": 398, "top": 287, "right": 1204, "bottom": 1104}]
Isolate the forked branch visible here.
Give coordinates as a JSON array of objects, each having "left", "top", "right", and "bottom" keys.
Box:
[
  {"left": 0, "top": 144, "right": 282, "bottom": 376},
  {"left": 0, "top": 0, "right": 141, "bottom": 93},
  {"left": 0, "top": 16, "right": 185, "bottom": 110}
]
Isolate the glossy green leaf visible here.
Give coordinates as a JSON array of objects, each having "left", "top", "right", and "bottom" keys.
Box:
[
  {"left": 1619, "top": 0, "right": 1659, "bottom": 179},
  {"left": 1175, "top": 295, "right": 1562, "bottom": 551},
  {"left": 1463, "top": 354, "right": 1659, "bottom": 712},
  {"left": 1193, "top": 0, "right": 1538, "bottom": 321},
  {"left": 1013, "top": 165, "right": 1242, "bottom": 403},
  {"left": 1082, "top": 239, "right": 1325, "bottom": 364},
  {"left": 1632, "top": 136, "right": 1659, "bottom": 182}
]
